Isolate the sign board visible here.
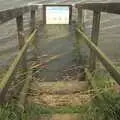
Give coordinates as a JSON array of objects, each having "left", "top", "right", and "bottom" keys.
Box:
[{"left": 43, "top": 5, "right": 72, "bottom": 24}]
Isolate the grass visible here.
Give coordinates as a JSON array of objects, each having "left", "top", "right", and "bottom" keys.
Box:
[
  {"left": 82, "top": 89, "right": 120, "bottom": 120},
  {"left": 1, "top": 89, "right": 120, "bottom": 120},
  {"left": 86, "top": 68, "right": 116, "bottom": 89},
  {"left": 82, "top": 69, "right": 120, "bottom": 120},
  {"left": 0, "top": 104, "right": 87, "bottom": 120},
  {"left": 0, "top": 104, "right": 20, "bottom": 120},
  {"left": 25, "top": 104, "right": 86, "bottom": 114},
  {"left": 0, "top": 68, "right": 120, "bottom": 120}
]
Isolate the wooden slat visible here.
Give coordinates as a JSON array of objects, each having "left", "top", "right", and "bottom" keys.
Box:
[
  {"left": 76, "top": 3, "right": 120, "bottom": 14},
  {"left": 0, "top": 5, "right": 38, "bottom": 24},
  {"left": 89, "top": 10, "right": 101, "bottom": 72},
  {"left": 76, "top": 28, "right": 120, "bottom": 84},
  {"left": 0, "top": 30, "right": 37, "bottom": 103}
]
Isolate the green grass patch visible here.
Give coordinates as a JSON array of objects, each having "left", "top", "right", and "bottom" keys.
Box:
[
  {"left": 86, "top": 69, "right": 116, "bottom": 89},
  {"left": 0, "top": 104, "right": 87, "bottom": 120},
  {"left": 25, "top": 104, "right": 87, "bottom": 114},
  {"left": 82, "top": 90, "right": 120, "bottom": 120},
  {"left": 1, "top": 90, "right": 120, "bottom": 120}
]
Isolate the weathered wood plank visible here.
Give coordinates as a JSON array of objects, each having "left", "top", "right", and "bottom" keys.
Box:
[
  {"left": 0, "top": 30, "right": 37, "bottom": 103},
  {"left": 89, "top": 10, "right": 101, "bottom": 72},
  {"left": 0, "top": 5, "right": 38, "bottom": 24},
  {"left": 76, "top": 28, "right": 120, "bottom": 84},
  {"left": 76, "top": 3, "right": 120, "bottom": 14}
]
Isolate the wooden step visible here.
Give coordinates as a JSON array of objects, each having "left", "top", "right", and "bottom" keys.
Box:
[
  {"left": 27, "top": 81, "right": 92, "bottom": 107},
  {"left": 36, "top": 114, "right": 81, "bottom": 120}
]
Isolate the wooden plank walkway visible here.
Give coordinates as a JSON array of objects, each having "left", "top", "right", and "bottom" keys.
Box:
[{"left": 36, "top": 24, "right": 75, "bottom": 81}]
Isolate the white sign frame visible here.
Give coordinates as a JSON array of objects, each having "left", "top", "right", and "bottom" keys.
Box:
[{"left": 43, "top": 5, "right": 72, "bottom": 24}]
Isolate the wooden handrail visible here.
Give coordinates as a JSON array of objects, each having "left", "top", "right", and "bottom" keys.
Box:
[
  {"left": 0, "top": 5, "right": 38, "bottom": 24},
  {"left": 76, "top": 28, "right": 120, "bottom": 84},
  {"left": 76, "top": 2, "right": 120, "bottom": 80},
  {"left": 0, "top": 4, "right": 38, "bottom": 103},
  {"left": 76, "top": 3, "right": 120, "bottom": 14},
  {"left": 0, "top": 5, "right": 38, "bottom": 103},
  {"left": 0, "top": 30, "right": 37, "bottom": 102}
]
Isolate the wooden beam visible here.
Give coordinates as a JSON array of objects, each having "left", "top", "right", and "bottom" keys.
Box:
[
  {"left": 0, "top": 30, "right": 37, "bottom": 103},
  {"left": 76, "top": 3, "right": 120, "bottom": 15},
  {"left": 0, "top": 5, "right": 38, "bottom": 24},
  {"left": 76, "top": 28, "right": 120, "bottom": 84},
  {"left": 89, "top": 10, "right": 101, "bottom": 72}
]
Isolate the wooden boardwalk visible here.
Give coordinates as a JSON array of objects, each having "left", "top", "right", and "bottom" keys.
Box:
[{"left": 0, "top": 2, "right": 120, "bottom": 111}]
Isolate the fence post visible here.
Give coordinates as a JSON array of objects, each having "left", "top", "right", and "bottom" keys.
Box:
[
  {"left": 89, "top": 10, "right": 101, "bottom": 72},
  {"left": 78, "top": 8, "right": 83, "bottom": 25},
  {"left": 30, "top": 9, "right": 38, "bottom": 59},
  {"left": 16, "top": 15, "right": 27, "bottom": 72}
]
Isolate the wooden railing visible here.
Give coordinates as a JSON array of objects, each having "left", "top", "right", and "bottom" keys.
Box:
[
  {"left": 1, "top": 2, "right": 120, "bottom": 105},
  {"left": 0, "top": 5, "right": 38, "bottom": 103},
  {"left": 75, "top": 3, "right": 120, "bottom": 84}
]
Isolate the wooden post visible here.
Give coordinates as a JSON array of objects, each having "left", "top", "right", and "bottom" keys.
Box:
[
  {"left": 43, "top": 5, "right": 46, "bottom": 24},
  {"left": 30, "top": 10, "right": 36, "bottom": 33},
  {"left": 78, "top": 8, "right": 83, "bottom": 24},
  {"left": 89, "top": 10, "right": 101, "bottom": 72},
  {"left": 30, "top": 9, "right": 38, "bottom": 58},
  {"left": 16, "top": 15, "right": 27, "bottom": 72}
]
